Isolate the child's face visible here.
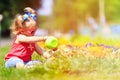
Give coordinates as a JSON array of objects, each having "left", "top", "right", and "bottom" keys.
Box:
[
  {"left": 20, "top": 17, "right": 37, "bottom": 36},
  {"left": 22, "top": 26, "right": 37, "bottom": 36}
]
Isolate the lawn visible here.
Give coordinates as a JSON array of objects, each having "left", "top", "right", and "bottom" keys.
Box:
[{"left": 1, "top": 35, "right": 120, "bottom": 80}]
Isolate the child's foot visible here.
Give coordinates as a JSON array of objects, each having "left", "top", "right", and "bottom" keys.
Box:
[
  {"left": 16, "top": 62, "right": 25, "bottom": 68},
  {"left": 24, "top": 65, "right": 34, "bottom": 69}
]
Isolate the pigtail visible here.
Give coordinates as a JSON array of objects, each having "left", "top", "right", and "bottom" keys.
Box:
[{"left": 10, "top": 14, "right": 23, "bottom": 35}]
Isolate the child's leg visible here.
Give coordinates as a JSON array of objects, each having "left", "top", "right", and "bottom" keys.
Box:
[
  {"left": 26, "top": 60, "right": 42, "bottom": 65},
  {"left": 5, "top": 57, "right": 24, "bottom": 68},
  {"left": 24, "top": 60, "right": 42, "bottom": 68}
]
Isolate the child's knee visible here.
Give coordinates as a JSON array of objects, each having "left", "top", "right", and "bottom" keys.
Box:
[{"left": 5, "top": 57, "right": 24, "bottom": 68}]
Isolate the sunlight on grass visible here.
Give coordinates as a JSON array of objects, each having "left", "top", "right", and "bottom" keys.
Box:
[{"left": 1, "top": 35, "right": 120, "bottom": 80}]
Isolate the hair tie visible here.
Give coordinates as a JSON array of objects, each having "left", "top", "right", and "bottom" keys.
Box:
[{"left": 23, "top": 12, "right": 37, "bottom": 21}]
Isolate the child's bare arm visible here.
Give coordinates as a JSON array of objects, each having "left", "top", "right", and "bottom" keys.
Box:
[
  {"left": 16, "top": 34, "right": 47, "bottom": 43},
  {"left": 35, "top": 43, "right": 44, "bottom": 55},
  {"left": 35, "top": 43, "right": 51, "bottom": 58}
]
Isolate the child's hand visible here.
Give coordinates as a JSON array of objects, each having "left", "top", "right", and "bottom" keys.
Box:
[
  {"left": 43, "top": 51, "right": 51, "bottom": 58},
  {"left": 42, "top": 36, "right": 48, "bottom": 42}
]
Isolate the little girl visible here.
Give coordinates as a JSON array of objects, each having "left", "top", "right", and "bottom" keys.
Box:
[{"left": 5, "top": 7, "right": 51, "bottom": 68}]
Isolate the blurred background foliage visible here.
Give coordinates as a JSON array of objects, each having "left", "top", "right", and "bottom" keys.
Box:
[
  {"left": 53, "top": 0, "right": 120, "bottom": 33},
  {"left": 0, "top": 0, "right": 41, "bottom": 37},
  {"left": 53, "top": 0, "right": 99, "bottom": 33},
  {"left": 0, "top": 0, "right": 120, "bottom": 37}
]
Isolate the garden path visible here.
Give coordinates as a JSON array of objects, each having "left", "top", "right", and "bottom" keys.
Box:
[{"left": 0, "top": 37, "right": 13, "bottom": 47}]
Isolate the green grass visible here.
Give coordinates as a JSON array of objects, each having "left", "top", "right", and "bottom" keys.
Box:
[{"left": 1, "top": 36, "right": 120, "bottom": 80}]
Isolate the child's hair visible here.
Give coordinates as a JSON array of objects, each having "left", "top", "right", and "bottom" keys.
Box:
[
  {"left": 10, "top": 14, "right": 24, "bottom": 35},
  {"left": 10, "top": 7, "right": 37, "bottom": 35},
  {"left": 24, "top": 7, "right": 36, "bottom": 14}
]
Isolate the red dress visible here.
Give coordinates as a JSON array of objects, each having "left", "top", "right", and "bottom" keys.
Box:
[{"left": 5, "top": 38, "right": 35, "bottom": 62}]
